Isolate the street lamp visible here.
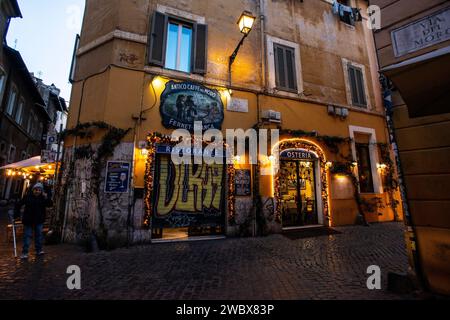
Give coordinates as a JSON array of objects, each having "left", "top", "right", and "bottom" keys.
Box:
[
  {"left": 238, "top": 11, "right": 256, "bottom": 35},
  {"left": 228, "top": 11, "right": 256, "bottom": 88}
]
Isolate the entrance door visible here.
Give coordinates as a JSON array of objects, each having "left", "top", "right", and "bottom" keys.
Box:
[
  {"left": 279, "top": 160, "right": 318, "bottom": 228},
  {"left": 151, "top": 154, "right": 226, "bottom": 240}
]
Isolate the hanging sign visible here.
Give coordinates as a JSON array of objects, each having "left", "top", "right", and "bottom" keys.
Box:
[{"left": 160, "top": 81, "right": 225, "bottom": 131}]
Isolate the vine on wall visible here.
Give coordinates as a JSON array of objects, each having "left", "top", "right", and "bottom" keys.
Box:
[
  {"left": 58, "top": 122, "right": 131, "bottom": 248},
  {"left": 276, "top": 130, "right": 400, "bottom": 225}
]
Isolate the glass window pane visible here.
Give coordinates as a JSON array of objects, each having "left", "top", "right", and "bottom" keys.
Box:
[
  {"left": 356, "top": 144, "right": 374, "bottom": 193},
  {"left": 7, "top": 89, "right": 17, "bottom": 115},
  {"left": 165, "top": 23, "right": 179, "bottom": 70},
  {"left": 15, "top": 102, "right": 23, "bottom": 124},
  {"left": 179, "top": 26, "right": 192, "bottom": 73}
]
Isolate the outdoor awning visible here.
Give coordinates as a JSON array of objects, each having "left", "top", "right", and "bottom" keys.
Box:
[
  {"left": 380, "top": 46, "right": 450, "bottom": 118},
  {"left": 0, "top": 156, "right": 43, "bottom": 170},
  {"left": 0, "top": 156, "right": 57, "bottom": 176}
]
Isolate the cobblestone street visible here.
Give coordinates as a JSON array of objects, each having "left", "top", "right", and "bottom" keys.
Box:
[{"left": 0, "top": 211, "right": 413, "bottom": 300}]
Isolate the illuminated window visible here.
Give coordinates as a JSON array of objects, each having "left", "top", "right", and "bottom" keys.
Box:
[
  {"left": 165, "top": 21, "right": 193, "bottom": 73},
  {"left": 148, "top": 11, "right": 207, "bottom": 75}
]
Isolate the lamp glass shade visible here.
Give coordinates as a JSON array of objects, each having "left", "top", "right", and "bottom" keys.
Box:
[{"left": 238, "top": 12, "right": 255, "bottom": 35}]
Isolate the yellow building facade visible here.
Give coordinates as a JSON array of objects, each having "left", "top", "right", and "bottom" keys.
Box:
[{"left": 61, "top": 0, "right": 403, "bottom": 246}]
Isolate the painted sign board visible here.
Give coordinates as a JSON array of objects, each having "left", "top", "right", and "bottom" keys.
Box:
[
  {"left": 105, "top": 161, "right": 131, "bottom": 193},
  {"left": 160, "top": 81, "right": 225, "bottom": 131},
  {"left": 392, "top": 7, "right": 450, "bottom": 57}
]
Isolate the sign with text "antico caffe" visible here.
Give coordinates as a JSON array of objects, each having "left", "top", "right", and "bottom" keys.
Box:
[{"left": 160, "top": 81, "right": 225, "bottom": 131}]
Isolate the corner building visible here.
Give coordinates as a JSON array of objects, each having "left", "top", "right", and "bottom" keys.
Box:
[{"left": 62, "top": 0, "right": 403, "bottom": 246}]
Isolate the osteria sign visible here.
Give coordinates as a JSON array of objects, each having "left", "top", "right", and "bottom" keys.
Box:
[{"left": 391, "top": 7, "right": 450, "bottom": 57}]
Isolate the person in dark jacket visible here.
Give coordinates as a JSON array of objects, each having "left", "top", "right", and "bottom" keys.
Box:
[{"left": 15, "top": 183, "right": 53, "bottom": 259}]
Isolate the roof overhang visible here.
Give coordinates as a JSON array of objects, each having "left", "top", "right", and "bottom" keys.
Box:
[
  {"left": 380, "top": 46, "right": 450, "bottom": 118},
  {"left": 2, "top": 0, "right": 22, "bottom": 18},
  {"left": 3, "top": 46, "right": 51, "bottom": 121}
]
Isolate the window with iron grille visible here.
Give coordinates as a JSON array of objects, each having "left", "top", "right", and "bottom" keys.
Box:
[
  {"left": 274, "top": 43, "right": 297, "bottom": 92},
  {"left": 348, "top": 64, "right": 367, "bottom": 108}
]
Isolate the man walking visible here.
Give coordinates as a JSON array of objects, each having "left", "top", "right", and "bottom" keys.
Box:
[{"left": 14, "top": 183, "right": 53, "bottom": 259}]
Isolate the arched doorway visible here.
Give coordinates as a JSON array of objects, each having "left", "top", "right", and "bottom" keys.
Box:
[{"left": 273, "top": 139, "right": 330, "bottom": 229}]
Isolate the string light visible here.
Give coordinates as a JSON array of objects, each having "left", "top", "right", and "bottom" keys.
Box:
[
  {"left": 273, "top": 139, "right": 331, "bottom": 224},
  {"left": 143, "top": 132, "right": 237, "bottom": 228}
]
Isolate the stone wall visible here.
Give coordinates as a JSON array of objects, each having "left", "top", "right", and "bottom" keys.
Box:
[{"left": 60, "top": 142, "right": 152, "bottom": 248}]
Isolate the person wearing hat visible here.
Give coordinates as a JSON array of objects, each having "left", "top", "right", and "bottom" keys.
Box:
[{"left": 14, "top": 182, "right": 53, "bottom": 259}]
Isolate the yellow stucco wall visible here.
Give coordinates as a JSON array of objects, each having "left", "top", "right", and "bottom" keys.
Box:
[{"left": 65, "top": 0, "right": 403, "bottom": 228}]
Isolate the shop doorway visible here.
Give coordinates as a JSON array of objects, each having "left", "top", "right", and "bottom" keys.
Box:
[
  {"left": 279, "top": 159, "right": 319, "bottom": 228},
  {"left": 151, "top": 154, "right": 226, "bottom": 241}
]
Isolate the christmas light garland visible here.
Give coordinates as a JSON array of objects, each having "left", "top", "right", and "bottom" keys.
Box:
[
  {"left": 143, "top": 132, "right": 236, "bottom": 228},
  {"left": 273, "top": 139, "right": 331, "bottom": 224}
]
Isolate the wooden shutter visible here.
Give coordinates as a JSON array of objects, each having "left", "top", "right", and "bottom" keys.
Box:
[
  {"left": 274, "top": 44, "right": 297, "bottom": 91},
  {"left": 355, "top": 67, "right": 367, "bottom": 106},
  {"left": 285, "top": 47, "right": 297, "bottom": 91},
  {"left": 148, "top": 11, "right": 168, "bottom": 66},
  {"left": 348, "top": 65, "right": 367, "bottom": 107},
  {"left": 193, "top": 23, "right": 208, "bottom": 74},
  {"left": 274, "top": 44, "right": 286, "bottom": 89},
  {"left": 348, "top": 66, "right": 359, "bottom": 105}
]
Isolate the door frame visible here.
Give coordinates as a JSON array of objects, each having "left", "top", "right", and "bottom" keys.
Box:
[
  {"left": 273, "top": 140, "right": 330, "bottom": 229},
  {"left": 279, "top": 158, "right": 324, "bottom": 229}
]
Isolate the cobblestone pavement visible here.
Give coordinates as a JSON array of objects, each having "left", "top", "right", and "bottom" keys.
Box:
[{"left": 0, "top": 213, "right": 413, "bottom": 300}]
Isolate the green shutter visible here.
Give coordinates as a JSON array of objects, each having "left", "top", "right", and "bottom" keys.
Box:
[{"left": 148, "top": 11, "right": 168, "bottom": 66}]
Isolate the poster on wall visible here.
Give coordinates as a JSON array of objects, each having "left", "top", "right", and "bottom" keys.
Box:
[
  {"left": 105, "top": 161, "right": 131, "bottom": 193},
  {"left": 41, "top": 150, "right": 57, "bottom": 164},
  {"left": 235, "top": 169, "right": 252, "bottom": 196},
  {"left": 160, "top": 81, "right": 225, "bottom": 132},
  {"left": 152, "top": 155, "right": 226, "bottom": 229}
]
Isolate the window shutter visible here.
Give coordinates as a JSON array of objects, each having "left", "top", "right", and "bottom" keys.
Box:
[
  {"left": 193, "top": 23, "right": 208, "bottom": 74},
  {"left": 355, "top": 68, "right": 367, "bottom": 106},
  {"left": 274, "top": 45, "right": 286, "bottom": 89},
  {"left": 148, "top": 11, "right": 168, "bottom": 66},
  {"left": 285, "top": 48, "right": 297, "bottom": 91},
  {"left": 348, "top": 66, "right": 359, "bottom": 105}
]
